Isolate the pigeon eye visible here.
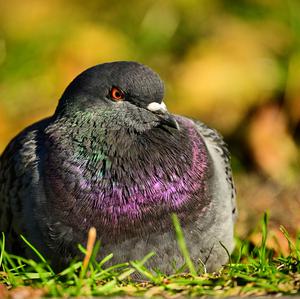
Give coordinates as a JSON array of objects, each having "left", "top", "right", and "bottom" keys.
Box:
[{"left": 110, "top": 87, "right": 125, "bottom": 101}]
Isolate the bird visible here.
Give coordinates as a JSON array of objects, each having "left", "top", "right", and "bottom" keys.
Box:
[{"left": 0, "top": 61, "right": 237, "bottom": 273}]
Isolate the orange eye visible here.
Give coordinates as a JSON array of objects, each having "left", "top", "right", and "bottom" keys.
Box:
[{"left": 110, "top": 87, "right": 125, "bottom": 101}]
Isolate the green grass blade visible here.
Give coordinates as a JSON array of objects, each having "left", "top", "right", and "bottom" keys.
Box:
[
  {"left": 280, "top": 225, "right": 300, "bottom": 259},
  {"left": 20, "top": 235, "right": 54, "bottom": 274},
  {"left": 259, "top": 212, "right": 268, "bottom": 270},
  {"left": 0, "top": 232, "right": 5, "bottom": 268},
  {"left": 171, "top": 213, "right": 197, "bottom": 275}
]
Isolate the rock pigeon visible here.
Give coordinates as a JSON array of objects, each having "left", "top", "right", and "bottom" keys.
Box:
[{"left": 0, "top": 61, "right": 236, "bottom": 273}]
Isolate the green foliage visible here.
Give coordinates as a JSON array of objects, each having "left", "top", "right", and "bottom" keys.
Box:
[{"left": 0, "top": 214, "right": 299, "bottom": 297}]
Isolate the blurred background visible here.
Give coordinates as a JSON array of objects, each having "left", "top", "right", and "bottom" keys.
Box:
[{"left": 0, "top": 0, "right": 299, "bottom": 251}]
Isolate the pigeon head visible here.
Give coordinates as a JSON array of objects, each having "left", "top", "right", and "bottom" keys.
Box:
[{"left": 55, "top": 61, "right": 179, "bottom": 131}]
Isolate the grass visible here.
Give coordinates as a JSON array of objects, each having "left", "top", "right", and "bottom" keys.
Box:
[{"left": 0, "top": 214, "right": 299, "bottom": 298}]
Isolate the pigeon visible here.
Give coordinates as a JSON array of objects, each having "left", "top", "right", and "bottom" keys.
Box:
[{"left": 0, "top": 61, "right": 237, "bottom": 273}]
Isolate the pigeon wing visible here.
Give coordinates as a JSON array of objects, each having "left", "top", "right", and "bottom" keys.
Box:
[
  {"left": 0, "top": 119, "right": 50, "bottom": 252},
  {"left": 193, "top": 120, "right": 237, "bottom": 220}
]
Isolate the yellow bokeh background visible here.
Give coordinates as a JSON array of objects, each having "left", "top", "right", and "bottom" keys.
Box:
[{"left": 0, "top": 0, "right": 299, "bottom": 241}]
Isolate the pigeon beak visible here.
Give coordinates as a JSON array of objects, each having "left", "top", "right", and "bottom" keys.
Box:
[
  {"left": 158, "top": 113, "right": 180, "bottom": 130},
  {"left": 147, "top": 102, "right": 180, "bottom": 130}
]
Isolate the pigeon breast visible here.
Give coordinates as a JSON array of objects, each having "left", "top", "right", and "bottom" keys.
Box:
[{"left": 43, "top": 112, "right": 210, "bottom": 242}]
